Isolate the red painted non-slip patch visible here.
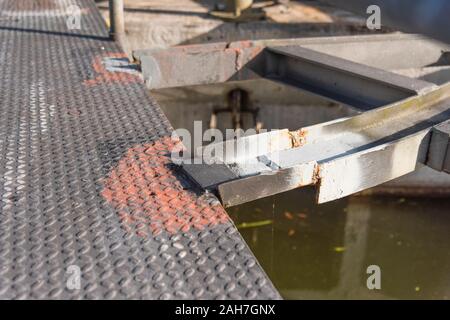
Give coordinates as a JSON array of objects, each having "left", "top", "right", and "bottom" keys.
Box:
[
  {"left": 84, "top": 53, "right": 141, "bottom": 86},
  {"left": 101, "top": 137, "right": 229, "bottom": 237}
]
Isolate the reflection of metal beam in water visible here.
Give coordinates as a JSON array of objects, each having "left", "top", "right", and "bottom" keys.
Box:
[
  {"left": 335, "top": 198, "right": 387, "bottom": 299},
  {"left": 278, "top": 195, "right": 450, "bottom": 299},
  {"left": 282, "top": 197, "right": 388, "bottom": 299}
]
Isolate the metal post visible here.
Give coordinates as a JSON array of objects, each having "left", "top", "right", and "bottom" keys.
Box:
[
  {"left": 109, "top": 0, "right": 130, "bottom": 58},
  {"left": 108, "top": 0, "right": 114, "bottom": 39},
  {"left": 109, "top": 0, "right": 125, "bottom": 43}
]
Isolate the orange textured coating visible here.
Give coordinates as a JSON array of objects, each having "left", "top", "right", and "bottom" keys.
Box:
[
  {"left": 84, "top": 53, "right": 141, "bottom": 86},
  {"left": 101, "top": 137, "right": 230, "bottom": 237}
]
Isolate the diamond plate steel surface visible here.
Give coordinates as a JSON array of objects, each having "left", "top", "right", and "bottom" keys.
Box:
[{"left": 0, "top": 0, "right": 280, "bottom": 299}]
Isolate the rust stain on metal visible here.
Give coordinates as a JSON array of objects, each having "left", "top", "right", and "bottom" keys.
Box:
[
  {"left": 227, "top": 47, "right": 243, "bottom": 73},
  {"left": 84, "top": 53, "right": 141, "bottom": 87},
  {"left": 313, "top": 164, "right": 321, "bottom": 184},
  {"left": 234, "top": 40, "right": 253, "bottom": 49},
  {"left": 101, "top": 137, "right": 229, "bottom": 237},
  {"left": 289, "top": 129, "right": 308, "bottom": 148},
  {"left": 225, "top": 41, "right": 263, "bottom": 73}
]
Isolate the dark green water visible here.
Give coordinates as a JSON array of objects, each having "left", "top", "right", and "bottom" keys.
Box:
[{"left": 227, "top": 188, "right": 450, "bottom": 299}]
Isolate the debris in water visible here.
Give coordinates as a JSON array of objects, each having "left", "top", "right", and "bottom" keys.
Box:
[
  {"left": 237, "top": 220, "right": 273, "bottom": 229},
  {"left": 288, "top": 229, "right": 295, "bottom": 236},
  {"left": 284, "top": 211, "right": 294, "bottom": 220},
  {"left": 297, "top": 213, "right": 308, "bottom": 219}
]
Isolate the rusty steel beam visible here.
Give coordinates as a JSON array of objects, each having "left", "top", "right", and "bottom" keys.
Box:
[
  {"left": 135, "top": 42, "right": 265, "bottom": 89},
  {"left": 135, "top": 34, "right": 449, "bottom": 91},
  {"left": 184, "top": 83, "right": 450, "bottom": 206}
]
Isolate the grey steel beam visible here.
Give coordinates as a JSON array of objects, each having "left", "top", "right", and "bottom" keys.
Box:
[
  {"left": 135, "top": 42, "right": 265, "bottom": 90},
  {"left": 135, "top": 35, "right": 449, "bottom": 90},
  {"left": 265, "top": 46, "right": 436, "bottom": 110}
]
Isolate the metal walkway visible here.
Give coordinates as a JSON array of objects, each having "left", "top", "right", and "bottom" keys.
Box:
[{"left": 0, "top": 0, "right": 279, "bottom": 299}]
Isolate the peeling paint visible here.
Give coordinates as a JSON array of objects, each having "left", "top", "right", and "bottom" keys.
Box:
[
  {"left": 289, "top": 128, "right": 308, "bottom": 148},
  {"left": 101, "top": 137, "right": 229, "bottom": 237}
]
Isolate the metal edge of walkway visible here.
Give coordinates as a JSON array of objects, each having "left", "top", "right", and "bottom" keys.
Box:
[{"left": 0, "top": 0, "right": 280, "bottom": 299}]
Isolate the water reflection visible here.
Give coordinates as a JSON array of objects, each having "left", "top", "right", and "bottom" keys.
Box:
[{"left": 227, "top": 187, "right": 450, "bottom": 299}]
